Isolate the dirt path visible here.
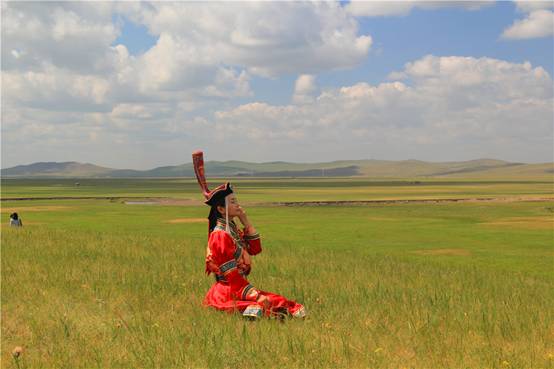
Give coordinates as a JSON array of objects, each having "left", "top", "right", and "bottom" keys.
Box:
[
  {"left": 269, "top": 196, "right": 554, "bottom": 206},
  {"left": 1, "top": 196, "right": 173, "bottom": 201},
  {"left": 2, "top": 196, "right": 553, "bottom": 206},
  {"left": 1, "top": 206, "right": 73, "bottom": 213},
  {"left": 1, "top": 196, "right": 201, "bottom": 206}
]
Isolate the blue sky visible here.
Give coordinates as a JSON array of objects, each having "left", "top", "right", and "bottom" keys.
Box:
[
  {"left": 114, "top": 1, "right": 554, "bottom": 105},
  {"left": 348, "top": 2, "right": 553, "bottom": 81},
  {"left": 114, "top": 15, "right": 157, "bottom": 56},
  {"left": 2, "top": 1, "right": 553, "bottom": 169}
]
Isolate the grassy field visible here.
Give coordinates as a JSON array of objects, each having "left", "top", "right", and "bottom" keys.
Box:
[
  {"left": 1, "top": 178, "right": 553, "bottom": 368},
  {"left": 2, "top": 178, "right": 553, "bottom": 202}
]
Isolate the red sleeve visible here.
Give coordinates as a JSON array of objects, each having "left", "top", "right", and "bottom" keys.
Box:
[
  {"left": 209, "top": 231, "right": 259, "bottom": 301},
  {"left": 242, "top": 231, "right": 262, "bottom": 256}
]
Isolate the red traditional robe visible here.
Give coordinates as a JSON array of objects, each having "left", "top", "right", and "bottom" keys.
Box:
[{"left": 203, "top": 219, "right": 305, "bottom": 318}]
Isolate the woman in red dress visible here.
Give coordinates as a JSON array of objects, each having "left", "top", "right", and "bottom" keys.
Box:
[{"left": 202, "top": 182, "right": 306, "bottom": 319}]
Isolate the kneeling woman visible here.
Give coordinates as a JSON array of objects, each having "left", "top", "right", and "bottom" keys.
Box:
[{"left": 203, "top": 183, "right": 306, "bottom": 319}]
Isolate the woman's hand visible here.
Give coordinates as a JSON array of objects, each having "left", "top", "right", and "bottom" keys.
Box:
[
  {"left": 237, "top": 250, "right": 252, "bottom": 275},
  {"left": 236, "top": 206, "right": 249, "bottom": 226},
  {"left": 236, "top": 206, "right": 257, "bottom": 235},
  {"left": 256, "top": 294, "right": 270, "bottom": 309}
]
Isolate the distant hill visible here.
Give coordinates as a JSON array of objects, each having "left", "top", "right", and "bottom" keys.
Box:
[
  {"left": 1, "top": 159, "right": 552, "bottom": 179},
  {"left": 1, "top": 162, "right": 113, "bottom": 177}
]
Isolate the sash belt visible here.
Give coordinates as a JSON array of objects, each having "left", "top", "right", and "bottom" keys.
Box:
[{"left": 215, "top": 274, "right": 228, "bottom": 284}]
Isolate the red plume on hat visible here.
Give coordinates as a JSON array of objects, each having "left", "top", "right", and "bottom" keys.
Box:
[
  {"left": 192, "top": 150, "right": 233, "bottom": 206},
  {"left": 192, "top": 150, "right": 210, "bottom": 199},
  {"left": 193, "top": 150, "right": 234, "bottom": 235}
]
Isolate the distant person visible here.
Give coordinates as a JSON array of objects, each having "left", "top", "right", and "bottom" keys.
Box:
[{"left": 9, "top": 212, "right": 23, "bottom": 227}]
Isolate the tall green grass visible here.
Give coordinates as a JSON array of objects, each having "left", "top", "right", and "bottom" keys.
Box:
[{"left": 2, "top": 198, "right": 553, "bottom": 368}]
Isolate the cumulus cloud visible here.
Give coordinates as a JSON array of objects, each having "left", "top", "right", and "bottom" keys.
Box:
[
  {"left": 1, "top": 2, "right": 120, "bottom": 73},
  {"left": 2, "top": 2, "right": 552, "bottom": 167},
  {"left": 2, "top": 1, "right": 371, "bottom": 113},
  {"left": 123, "top": 2, "right": 371, "bottom": 77},
  {"left": 502, "top": 1, "right": 554, "bottom": 39},
  {"left": 2, "top": 65, "right": 112, "bottom": 112},
  {"left": 346, "top": 1, "right": 493, "bottom": 17},
  {"left": 111, "top": 103, "right": 173, "bottom": 121},
  {"left": 203, "top": 56, "right": 552, "bottom": 163},
  {"left": 502, "top": 9, "right": 554, "bottom": 39},
  {"left": 2, "top": 1, "right": 376, "bottom": 168},
  {"left": 293, "top": 75, "right": 318, "bottom": 104}
]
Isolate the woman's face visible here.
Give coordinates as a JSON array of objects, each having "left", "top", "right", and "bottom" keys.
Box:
[{"left": 218, "top": 194, "right": 241, "bottom": 218}]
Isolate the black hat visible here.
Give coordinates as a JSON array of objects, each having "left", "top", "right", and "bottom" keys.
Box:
[{"left": 205, "top": 182, "right": 233, "bottom": 207}]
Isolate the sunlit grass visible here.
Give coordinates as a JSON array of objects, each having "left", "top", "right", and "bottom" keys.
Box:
[{"left": 1, "top": 182, "right": 553, "bottom": 368}]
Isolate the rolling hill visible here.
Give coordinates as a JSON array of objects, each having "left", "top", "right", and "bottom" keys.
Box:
[{"left": 1, "top": 159, "right": 552, "bottom": 179}]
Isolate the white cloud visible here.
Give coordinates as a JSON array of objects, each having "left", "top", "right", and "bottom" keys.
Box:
[
  {"left": 514, "top": 0, "right": 553, "bottom": 13},
  {"left": 2, "top": 1, "right": 377, "bottom": 168},
  {"left": 2, "top": 65, "right": 111, "bottom": 111},
  {"left": 392, "top": 55, "right": 552, "bottom": 100},
  {"left": 346, "top": 1, "right": 415, "bottom": 17},
  {"left": 122, "top": 2, "right": 371, "bottom": 77},
  {"left": 111, "top": 103, "right": 172, "bottom": 121},
  {"left": 4, "top": 52, "right": 552, "bottom": 167},
  {"left": 1, "top": 2, "right": 120, "bottom": 73},
  {"left": 345, "top": 1, "right": 552, "bottom": 41},
  {"left": 202, "top": 56, "right": 552, "bottom": 163},
  {"left": 2, "top": 2, "right": 552, "bottom": 167},
  {"left": 502, "top": 8, "right": 554, "bottom": 39},
  {"left": 346, "top": 1, "right": 493, "bottom": 17},
  {"left": 293, "top": 75, "right": 318, "bottom": 104},
  {"left": 2, "top": 1, "right": 371, "bottom": 115}
]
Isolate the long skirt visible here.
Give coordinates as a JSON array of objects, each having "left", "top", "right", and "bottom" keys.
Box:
[{"left": 204, "top": 282, "right": 305, "bottom": 317}]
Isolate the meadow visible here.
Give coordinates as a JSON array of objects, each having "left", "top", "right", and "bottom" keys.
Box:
[{"left": 1, "top": 178, "right": 553, "bottom": 368}]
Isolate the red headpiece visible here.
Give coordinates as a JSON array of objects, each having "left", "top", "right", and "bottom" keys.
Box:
[{"left": 192, "top": 150, "right": 233, "bottom": 206}]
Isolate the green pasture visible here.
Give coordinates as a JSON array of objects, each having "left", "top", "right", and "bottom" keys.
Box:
[
  {"left": 2, "top": 178, "right": 553, "bottom": 202},
  {"left": 1, "top": 179, "right": 553, "bottom": 368}
]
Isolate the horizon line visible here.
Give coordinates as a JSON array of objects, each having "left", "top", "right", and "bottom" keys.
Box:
[{"left": 2, "top": 157, "right": 553, "bottom": 172}]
